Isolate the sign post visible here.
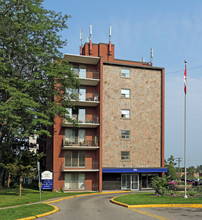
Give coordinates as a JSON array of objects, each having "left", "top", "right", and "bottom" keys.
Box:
[{"left": 37, "top": 161, "right": 42, "bottom": 201}]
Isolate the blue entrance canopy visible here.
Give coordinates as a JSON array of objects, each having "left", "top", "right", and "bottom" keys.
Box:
[{"left": 102, "top": 168, "right": 168, "bottom": 173}]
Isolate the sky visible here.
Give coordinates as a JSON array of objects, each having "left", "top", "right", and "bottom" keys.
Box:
[{"left": 43, "top": 0, "right": 202, "bottom": 167}]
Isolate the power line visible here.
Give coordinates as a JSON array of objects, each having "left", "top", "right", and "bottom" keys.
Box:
[{"left": 166, "top": 65, "right": 202, "bottom": 74}]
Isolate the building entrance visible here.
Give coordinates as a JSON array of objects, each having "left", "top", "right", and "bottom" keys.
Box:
[{"left": 121, "top": 174, "right": 139, "bottom": 190}]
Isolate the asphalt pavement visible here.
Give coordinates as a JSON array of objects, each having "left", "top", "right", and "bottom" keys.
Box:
[{"left": 39, "top": 193, "right": 202, "bottom": 220}]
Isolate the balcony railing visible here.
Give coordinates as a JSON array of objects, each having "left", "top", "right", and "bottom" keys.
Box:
[
  {"left": 70, "top": 114, "right": 99, "bottom": 124},
  {"left": 63, "top": 137, "right": 99, "bottom": 147},
  {"left": 63, "top": 115, "right": 99, "bottom": 128},
  {"left": 62, "top": 162, "right": 99, "bottom": 170},
  {"left": 74, "top": 70, "right": 100, "bottom": 80},
  {"left": 80, "top": 94, "right": 99, "bottom": 102}
]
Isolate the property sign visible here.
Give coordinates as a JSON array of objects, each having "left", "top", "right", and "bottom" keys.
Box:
[{"left": 41, "top": 171, "right": 53, "bottom": 190}]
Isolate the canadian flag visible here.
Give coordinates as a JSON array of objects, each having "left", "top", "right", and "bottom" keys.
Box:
[{"left": 184, "top": 64, "right": 187, "bottom": 94}]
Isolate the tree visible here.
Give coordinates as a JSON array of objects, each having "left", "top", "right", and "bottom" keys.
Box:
[
  {"left": 187, "top": 166, "right": 195, "bottom": 179},
  {"left": 196, "top": 165, "right": 202, "bottom": 173},
  {"left": 0, "top": 0, "right": 79, "bottom": 186},
  {"left": 1, "top": 144, "right": 42, "bottom": 196},
  {"left": 164, "top": 155, "right": 177, "bottom": 180}
]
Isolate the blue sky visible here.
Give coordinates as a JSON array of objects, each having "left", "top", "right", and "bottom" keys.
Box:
[{"left": 43, "top": 0, "right": 202, "bottom": 167}]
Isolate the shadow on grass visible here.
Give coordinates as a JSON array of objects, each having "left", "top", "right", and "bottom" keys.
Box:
[{"left": 0, "top": 188, "right": 39, "bottom": 196}]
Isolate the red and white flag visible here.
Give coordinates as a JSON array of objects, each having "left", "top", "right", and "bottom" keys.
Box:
[{"left": 184, "top": 64, "right": 187, "bottom": 94}]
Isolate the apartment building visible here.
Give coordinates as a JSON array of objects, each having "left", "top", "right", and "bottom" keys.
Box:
[{"left": 44, "top": 40, "right": 167, "bottom": 192}]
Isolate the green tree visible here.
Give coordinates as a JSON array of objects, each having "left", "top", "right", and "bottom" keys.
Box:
[
  {"left": 1, "top": 143, "right": 42, "bottom": 196},
  {"left": 196, "top": 165, "right": 202, "bottom": 173},
  {"left": 0, "top": 0, "right": 79, "bottom": 186},
  {"left": 165, "top": 155, "right": 177, "bottom": 180},
  {"left": 187, "top": 166, "right": 195, "bottom": 179}
]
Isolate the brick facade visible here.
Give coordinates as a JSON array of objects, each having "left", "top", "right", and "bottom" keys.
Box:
[
  {"left": 45, "top": 42, "right": 165, "bottom": 191},
  {"left": 102, "top": 65, "right": 162, "bottom": 168}
]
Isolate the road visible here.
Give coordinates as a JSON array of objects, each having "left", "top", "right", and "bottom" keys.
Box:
[{"left": 40, "top": 193, "right": 202, "bottom": 220}]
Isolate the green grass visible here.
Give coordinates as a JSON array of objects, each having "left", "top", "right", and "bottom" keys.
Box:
[
  {"left": 0, "top": 203, "right": 54, "bottom": 220},
  {"left": 0, "top": 187, "right": 95, "bottom": 208},
  {"left": 114, "top": 193, "right": 202, "bottom": 205}
]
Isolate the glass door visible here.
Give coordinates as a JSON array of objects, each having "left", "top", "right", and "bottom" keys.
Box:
[
  {"left": 79, "top": 86, "right": 86, "bottom": 101},
  {"left": 79, "top": 65, "right": 86, "bottom": 78},
  {"left": 121, "top": 174, "right": 131, "bottom": 190},
  {"left": 78, "top": 108, "right": 86, "bottom": 123},
  {"left": 78, "top": 129, "right": 85, "bottom": 145},
  {"left": 131, "top": 174, "right": 139, "bottom": 190}
]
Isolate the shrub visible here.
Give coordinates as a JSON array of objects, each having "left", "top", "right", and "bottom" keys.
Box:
[{"left": 151, "top": 176, "right": 169, "bottom": 195}]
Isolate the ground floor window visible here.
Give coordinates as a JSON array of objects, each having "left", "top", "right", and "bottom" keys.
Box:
[
  {"left": 102, "top": 173, "right": 161, "bottom": 190},
  {"left": 141, "top": 174, "right": 158, "bottom": 188},
  {"left": 64, "top": 173, "right": 85, "bottom": 190}
]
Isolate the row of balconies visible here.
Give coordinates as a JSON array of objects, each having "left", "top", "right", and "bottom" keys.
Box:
[{"left": 61, "top": 68, "right": 100, "bottom": 173}]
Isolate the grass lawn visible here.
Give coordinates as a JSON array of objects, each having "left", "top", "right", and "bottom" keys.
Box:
[
  {"left": 0, "top": 203, "right": 54, "bottom": 220},
  {"left": 0, "top": 187, "right": 94, "bottom": 208},
  {"left": 114, "top": 193, "right": 202, "bottom": 205}
]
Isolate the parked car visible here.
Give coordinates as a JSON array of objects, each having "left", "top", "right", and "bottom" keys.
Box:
[{"left": 180, "top": 179, "right": 198, "bottom": 186}]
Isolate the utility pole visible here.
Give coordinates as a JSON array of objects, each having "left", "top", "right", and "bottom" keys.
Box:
[{"left": 176, "top": 157, "right": 182, "bottom": 179}]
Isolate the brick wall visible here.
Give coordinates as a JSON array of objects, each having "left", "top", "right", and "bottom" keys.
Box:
[{"left": 102, "top": 64, "right": 162, "bottom": 168}]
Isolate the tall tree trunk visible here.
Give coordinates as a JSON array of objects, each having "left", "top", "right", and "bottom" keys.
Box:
[
  {"left": 7, "top": 172, "right": 11, "bottom": 188},
  {"left": 19, "top": 175, "right": 22, "bottom": 196}
]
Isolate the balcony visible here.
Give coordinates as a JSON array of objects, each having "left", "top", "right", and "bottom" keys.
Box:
[
  {"left": 71, "top": 95, "right": 99, "bottom": 107},
  {"left": 77, "top": 71, "right": 100, "bottom": 86},
  {"left": 62, "top": 138, "right": 99, "bottom": 150},
  {"left": 63, "top": 115, "right": 99, "bottom": 128},
  {"left": 62, "top": 162, "right": 99, "bottom": 172}
]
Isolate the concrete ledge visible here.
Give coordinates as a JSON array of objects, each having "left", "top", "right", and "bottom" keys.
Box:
[{"left": 110, "top": 196, "right": 202, "bottom": 209}]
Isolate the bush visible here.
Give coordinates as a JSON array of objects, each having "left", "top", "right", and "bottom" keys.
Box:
[{"left": 151, "top": 176, "right": 169, "bottom": 195}]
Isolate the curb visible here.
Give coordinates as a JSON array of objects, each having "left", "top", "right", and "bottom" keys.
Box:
[
  {"left": 36, "top": 204, "right": 59, "bottom": 218},
  {"left": 16, "top": 204, "right": 59, "bottom": 220},
  {"left": 110, "top": 196, "right": 202, "bottom": 209},
  {"left": 44, "top": 196, "right": 75, "bottom": 204}
]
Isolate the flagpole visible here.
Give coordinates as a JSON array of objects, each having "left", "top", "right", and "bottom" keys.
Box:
[{"left": 184, "top": 60, "right": 187, "bottom": 199}]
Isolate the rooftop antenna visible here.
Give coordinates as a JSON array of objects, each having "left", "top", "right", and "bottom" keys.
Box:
[
  {"left": 80, "top": 30, "right": 83, "bottom": 55},
  {"left": 109, "top": 25, "right": 112, "bottom": 55},
  {"left": 150, "top": 48, "right": 153, "bottom": 66},
  {"left": 89, "top": 25, "right": 92, "bottom": 54}
]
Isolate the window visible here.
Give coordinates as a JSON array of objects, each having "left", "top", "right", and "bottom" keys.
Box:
[
  {"left": 65, "top": 173, "right": 85, "bottom": 190},
  {"left": 121, "top": 130, "right": 130, "bottom": 139},
  {"left": 121, "top": 109, "right": 130, "bottom": 118},
  {"left": 79, "top": 86, "right": 86, "bottom": 101},
  {"left": 121, "top": 151, "right": 130, "bottom": 160},
  {"left": 71, "top": 65, "right": 86, "bottom": 78},
  {"left": 121, "top": 89, "right": 130, "bottom": 98},
  {"left": 121, "top": 69, "right": 130, "bottom": 77},
  {"left": 65, "top": 128, "right": 86, "bottom": 145},
  {"left": 79, "top": 65, "right": 86, "bottom": 78},
  {"left": 65, "top": 151, "right": 85, "bottom": 167},
  {"left": 66, "top": 88, "right": 79, "bottom": 100}
]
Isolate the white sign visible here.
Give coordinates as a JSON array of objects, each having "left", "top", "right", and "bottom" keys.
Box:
[{"left": 41, "top": 171, "right": 52, "bottom": 180}]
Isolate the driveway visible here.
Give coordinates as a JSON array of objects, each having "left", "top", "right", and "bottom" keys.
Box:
[{"left": 40, "top": 193, "right": 202, "bottom": 220}]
